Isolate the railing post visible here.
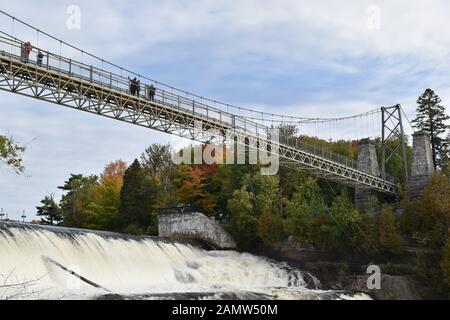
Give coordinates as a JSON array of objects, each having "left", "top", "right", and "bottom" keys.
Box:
[
  {"left": 46, "top": 51, "right": 49, "bottom": 69},
  {"left": 69, "top": 59, "right": 72, "bottom": 75},
  {"left": 89, "top": 65, "right": 93, "bottom": 82},
  {"left": 109, "top": 72, "right": 112, "bottom": 88}
]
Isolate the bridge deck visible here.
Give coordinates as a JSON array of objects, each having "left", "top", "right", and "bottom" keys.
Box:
[{"left": 0, "top": 36, "right": 396, "bottom": 194}]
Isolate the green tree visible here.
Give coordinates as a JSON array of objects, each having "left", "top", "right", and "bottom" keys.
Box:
[
  {"left": 83, "top": 160, "right": 127, "bottom": 231},
  {"left": 119, "top": 159, "right": 158, "bottom": 235},
  {"left": 242, "top": 174, "right": 280, "bottom": 215},
  {"left": 353, "top": 213, "right": 379, "bottom": 257},
  {"left": 400, "top": 173, "right": 450, "bottom": 248},
  {"left": 417, "top": 173, "right": 450, "bottom": 247},
  {"left": 378, "top": 204, "right": 404, "bottom": 255},
  {"left": 327, "top": 190, "right": 361, "bottom": 252},
  {"left": 257, "top": 211, "right": 285, "bottom": 245},
  {"left": 36, "top": 194, "right": 63, "bottom": 226},
  {"left": 227, "top": 187, "right": 257, "bottom": 248},
  {"left": 0, "top": 135, "right": 25, "bottom": 174},
  {"left": 211, "top": 163, "right": 259, "bottom": 216},
  {"left": 285, "top": 178, "right": 326, "bottom": 244},
  {"left": 58, "top": 174, "right": 98, "bottom": 228},
  {"left": 412, "top": 89, "right": 450, "bottom": 169}
]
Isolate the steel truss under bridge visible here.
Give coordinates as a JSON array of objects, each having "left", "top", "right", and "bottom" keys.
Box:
[{"left": 0, "top": 35, "right": 396, "bottom": 195}]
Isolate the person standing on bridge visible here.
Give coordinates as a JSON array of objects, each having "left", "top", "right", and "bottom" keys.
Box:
[
  {"left": 129, "top": 77, "right": 137, "bottom": 95},
  {"left": 24, "top": 42, "right": 32, "bottom": 63},
  {"left": 20, "top": 42, "right": 33, "bottom": 63},
  {"left": 136, "top": 80, "right": 141, "bottom": 97},
  {"left": 148, "top": 84, "right": 156, "bottom": 101},
  {"left": 37, "top": 51, "right": 45, "bottom": 67}
]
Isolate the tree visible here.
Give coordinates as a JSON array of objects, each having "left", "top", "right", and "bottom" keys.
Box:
[
  {"left": 412, "top": 89, "right": 450, "bottom": 169},
  {"left": 83, "top": 160, "right": 127, "bottom": 231},
  {"left": 400, "top": 172, "right": 450, "bottom": 249},
  {"left": 242, "top": 174, "right": 280, "bottom": 215},
  {"left": 327, "top": 190, "right": 362, "bottom": 252},
  {"left": 100, "top": 160, "right": 127, "bottom": 183},
  {"left": 416, "top": 173, "right": 450, "bottom": 247},
  {"left": 257, "top": 211, "right": 285, "bottom": 245},
  {"left": 36, "top": 194, "right": 63, "bottom": 226},
  {"left": 443, "top": 133, "right": 450, "bottom": 177},
  {"left": 58, "top": 174, "right": 98, "bottom": 228},
  {"left": 119, "top": 159, "right": 158, "bottom": 235},
  {"left": 285, "top": 178, "right": 326, "bottom": 244},
  {"left": 0, "top": 135, "right": 25, "bottom": 174},
  {"left": 140, "top": 144, "right": 172, "bottom": 181},
  {"left": 140, "top": 144, "right": 176, "bottom": 207},
  {"left": 378, "top": 204, "right": 404, "bottom": 255},
  {"left": 227, "top": 187, "right": 257, "bottom": 248},
  {"left": 176, "top": 166, "right": 216, "bottom": 213}
]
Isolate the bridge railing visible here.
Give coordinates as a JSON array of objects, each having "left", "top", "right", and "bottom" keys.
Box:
[{"left": 0, "top": 35, "right": 389, "bottom": 177}]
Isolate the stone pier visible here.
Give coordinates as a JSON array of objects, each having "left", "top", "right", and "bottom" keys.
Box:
[
  {"left": 355, "top": 139, "right": 380, "bottom": 213},
  {"left": 409, "top": 131, "right": 435, "bottom": 200}
]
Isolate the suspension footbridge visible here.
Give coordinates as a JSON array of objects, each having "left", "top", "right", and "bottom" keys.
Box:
[{"left": 0, "top": 10, "right": 410, "bottom": 195}]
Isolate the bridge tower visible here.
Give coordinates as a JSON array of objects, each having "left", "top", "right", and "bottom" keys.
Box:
[
  {"left": 355, "top": 139, "right": 380, "bottom": 213},
  {"left": 409, "top": 131, "right": 435, "bottom": 200}
]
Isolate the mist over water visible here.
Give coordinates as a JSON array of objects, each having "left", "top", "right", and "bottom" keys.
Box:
[{"left": 0, "top": 223, "right": 369, "bottom": 300}]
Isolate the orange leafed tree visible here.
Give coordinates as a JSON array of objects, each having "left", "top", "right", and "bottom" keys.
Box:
[
  {"left": 177, "top": 165, "right": 216, "bottom": 213},
  {"left": 100, "top": 160, "right": 128, "bottom": 185}
]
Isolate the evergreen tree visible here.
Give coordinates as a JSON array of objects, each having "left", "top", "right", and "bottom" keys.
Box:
[
  {"left": 412, "top": 89, "right": 450, "bottom": 169},
  {"left": 119, "top": 159, "right": 158, "bottom": 234},
  {"left": 36, "top": 194, "right": 63, "bottom": 226},
  {"left": 58, "top": 174, "right": 98, "bottom": 228}
]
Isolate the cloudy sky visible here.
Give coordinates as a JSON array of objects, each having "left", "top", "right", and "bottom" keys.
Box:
[{"left": 1, "top": 0, "right": 450, "bottom": 220}]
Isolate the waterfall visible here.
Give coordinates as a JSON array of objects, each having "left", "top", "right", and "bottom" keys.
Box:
[{"left": 0, "top": 222, "right": 369, "bottom": 300}]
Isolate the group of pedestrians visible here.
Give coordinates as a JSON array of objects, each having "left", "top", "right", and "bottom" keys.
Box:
[
  {"left": 129, "top": 77, "right": 141, "bottom": 96},
  {"left": 20, "top": 41, "right": 45, "bottom": 66},
  {"left": 128, "top": 77, "right": 156, "bottom": 101}
]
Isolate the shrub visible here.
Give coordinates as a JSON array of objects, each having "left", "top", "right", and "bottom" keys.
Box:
[
  {"left": 257, "top": 211, "right": 285, "bottom": 245},
  {"left": 442, "top": 235, "right": 450, "bottom": 288},
  {"left": 378, "top": 204, "right": 404, "bottom": 255}
]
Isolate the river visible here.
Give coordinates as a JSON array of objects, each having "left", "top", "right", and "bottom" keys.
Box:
[{"left": 0, "top": 222, "right": 369, "bottom": 300}]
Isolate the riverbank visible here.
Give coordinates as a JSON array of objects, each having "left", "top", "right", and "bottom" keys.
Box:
[{"left": 249, "top": 240, "right": 430, "bottom": 300}]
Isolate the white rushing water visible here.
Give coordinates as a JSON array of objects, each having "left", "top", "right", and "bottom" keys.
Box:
[{"left": 0, "top": 223, "right": 370, "bottom": 300}]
